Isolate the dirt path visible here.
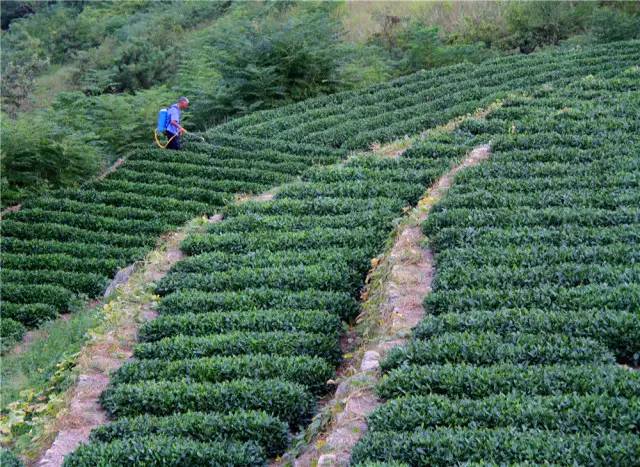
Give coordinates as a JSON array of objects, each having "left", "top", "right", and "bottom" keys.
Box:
[
  {"left": 293, "top": 144, "right": 491, "bottom": 467},
  {"left": 35, "top": 225, "right": 201, "bottom": 467},
  {"left": 35, "top": 184, "right": 280, "bottom": 466}
]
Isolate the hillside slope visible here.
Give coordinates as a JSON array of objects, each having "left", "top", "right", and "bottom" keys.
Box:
[
  {"left": 38, "top": 40, "right": 640, "bottom": 465},
  {"left": 353, "top": 63, "right": 640, "bottom": 466}
]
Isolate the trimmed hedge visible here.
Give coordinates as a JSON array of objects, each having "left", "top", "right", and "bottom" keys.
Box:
[
  {"left": 169, "top": 247, "right": 370, "bottom": 275},
  {"left": 133, "top": 331, "right": 341, "bottom": 363},
  {"left": 63, "top": 436, "right": 264, "bottom": 467},
  {"left": 376, "top": 363, "right": 640, "bottom": 400},
  {"left": 100, "top": 378, "right": 315, "bottom": 426},
  {"left": 351, "top": 427, "right": 640, "bottom": 466},
  {"left": 111, "top": 354, "right": 333, "bottom": 394},
  {"left": 154, "top": 263, "right": 361, "bottom": 296},
  {"left": 181, "top": 227, "right": 388, "bottom": 256},
  {"left": 381, "top": 332, "right": 614, "bottom": 371},
  {"left": 424, "top": 284, "right": 639, "bottom": 314},
  {"left": 0, "top": 318, "right": 26, "bottom": 352},
  {"left": 1, "top": 237, "right": 146, "bottom": 261},
  {"left": 413, "top": 308, "right": 640, "bottom": 364},
  {"left": 89, "top": 410, "right": 288, "bottom": 456},
  {"left": 138, "top": 309, "right": 342, "bottom": 342},
  {"left": 368, "top": 394, "right": 639, "bottom": 433},
  {"left": 1, "top": 303, "right": 58, "bottom": 326},
  {"left": 157, "top": 289, "right": 358, "bottom": 321},
  {"left": 2, "top": 283, "right": 75, "bottom": 309},
  {"left": 1, "top": 269, "right": 109, "bottom": 296},
  {"left": 1, "top": 253, "right": 123, "bottom": 277}
]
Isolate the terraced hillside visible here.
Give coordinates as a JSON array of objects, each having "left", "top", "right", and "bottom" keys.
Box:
[
  {"left": 2, "top": 40, "right": 635, "bottom": 345},
  {"left": 0, "top": 141, "right": 346, "bottom": 343},
  {"left": 56, "top": 42, "right": 640, "bottom": 465},
  {"left": 352, "top": 61, "right": 640, "bottom": 464},
  {"left": 1, "top": 40, "right": 638, "bottom": 465}
]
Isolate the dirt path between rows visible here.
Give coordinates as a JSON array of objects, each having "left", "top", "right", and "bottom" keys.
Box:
[
  {"left": 293, "top": 144, "right": 491, "bottom": 467},
  {"left": 35, "top": 186, "right": 279, "bottom": 466},
  {"left": 35, "top": 227, "right": 194, "bottom": 467}
]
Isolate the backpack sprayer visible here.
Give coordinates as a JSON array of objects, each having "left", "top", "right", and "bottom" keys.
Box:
[
  {"left": 153, "top": 107, "right": 178, "bottom": 148},
  {"left": 154, "top": 107, "right": 204, "bottom": 148}
]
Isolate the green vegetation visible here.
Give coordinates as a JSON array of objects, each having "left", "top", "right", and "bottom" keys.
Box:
[
  {"left": 2, "top": 1, "right": 638, "bottom": 205},
  {"left": 1, "top": 2, "right": 638, "bottom": 462},
  {"left": 353, "top": 56, "right": 639, "bottom": 465},
  {"left": 0, "top": 308, "right": 100, "bottom": 409}
]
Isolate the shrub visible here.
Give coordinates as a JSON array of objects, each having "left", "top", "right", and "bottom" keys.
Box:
[
  {"left": 0, "top": 318, "right": 26, "bottom": 352},
  {"left": 381, "top": 332, "right": 614, "bottom": 371},
  {"left": 413, "top": 308, "right": 640, "bottom": 364},
  {"left": 351, "top": 427, "right": 640, "bottom": 466},
  {"left": 376, "top": 363, "right": 640, "bottom": 400},
  {"left": 111, "top": 354, "right": 333, "bottom": 394},
  {"left": 89, "top": 410, "right": 288, "bottom": 457},
  {"left": 100, "top": 378, "right": 315, "bottom": 427},
  {"left": 368, "top": 394, "right": 639, "bottom": 433},
  {"left": 63, "top": 436, "right": 264, "bottom": 467},
  {"left": 133, "top": 331, "right": 341, "bottom": 364},
  {"left": 138, "top": 309, "right": 342, "bottom": 342}
]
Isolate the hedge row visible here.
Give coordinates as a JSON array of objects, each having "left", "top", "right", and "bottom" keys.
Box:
[
  {"left": 429, "top": 224, "right": 640, "bottom": 250},
  {"left": 169, "top": 247, "right": 370, "bottom": 276},
  {"left": 138, "top": 309, "right": 342, "bottom": 342},
  {"left": 154, "top": 263, "right": 361, "bottom": 296},
  {"left": 10, "top": 208, "right": 175, "bottom": 236},
  {"left": 88, "top": 410, "right": 288, "bottom": 456},
  {"left": 181, "top": 227, "right": 388, "bottom": 256},
  {"left": 1, "top": 122, "right": 352, "bottom": 334},
  {"left": 434, "top": 243, "right": 639, "bottom": 269},
  {"left": 133, "top": 331, "right": 341, "bottom": 363},
  {"left": 414, "top": 308, "right": 640, "bottom": 363},
  {"left": 2, "top": 269, "right": 109, "bottom": 296},
  {"left": 355, "top": 70, "right": 640, "bottom": 464},
  {"left": 351, "top": 428, "right": 640, "bottom": 466},
  {"left": 1, "top": 238, "right": 146, "bottom": 261},
  {"left": 63, "top": 436, "right": 264, "bottom": 467},
  {"left": 111, "top": 354, "right": 333, "bottom": 394},
  {"left": 381, "top": 332, "right": 614, "bottom": 371},
  {"left": 0, "top": 318, "right": 26, "bottom": 352},
  {"left": 206, "top": 212, "right": 396, "bottom": 235},
  {"left": 433, "top": 262, "right": 640, "bottom": 290},
  {"left": 424, "top": 284, "right": 639, "bottom": 314},
  {"left": 1, "top": 253, "right": 124, "bottom": 277},
  {"left": 367, "top": 394, "right": 639, "bottom": 433},
  {"left": 100, "top": 378, "right": 315, "bottom": 426},
  {"left": 157, "top": 289, "right": 358, "bottom": 321}
]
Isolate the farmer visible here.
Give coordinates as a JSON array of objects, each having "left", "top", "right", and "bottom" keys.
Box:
[{"left": 165, "top": 96, "right": 189, "bottom": 150}]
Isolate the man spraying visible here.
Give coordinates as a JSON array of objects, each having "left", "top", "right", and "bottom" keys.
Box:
[{"left": 164, "top": 97, "right": 189, "bottom": 150}]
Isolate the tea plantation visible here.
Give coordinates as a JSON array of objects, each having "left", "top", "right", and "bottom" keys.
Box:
[
  {"left": 1, "top": 40, "right": 638, "bottom": 465},
  {"left": 352, "top": 59, "right": 640, "bottom": 464}
]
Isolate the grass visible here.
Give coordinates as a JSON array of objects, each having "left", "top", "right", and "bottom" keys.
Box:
[{"left": 1, "top": 309, "right": 101, "bottom": 408}]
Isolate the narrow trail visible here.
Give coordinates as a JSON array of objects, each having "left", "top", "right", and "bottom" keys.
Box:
[
  {"left": 35, "top": 184, "right": 280, "bottom": 466},
  {"left": 294, "top": 144, "right": 491, "bottom": 467},
  {"left": 36, "top": 228, "right": 194, "bottom": 467}
]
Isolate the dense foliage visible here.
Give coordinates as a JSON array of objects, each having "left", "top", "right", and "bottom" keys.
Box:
[
  {"left": 352, "top": 60, "right": 640, "bottom": 465},
  {"left": 2, "top": 1, "right": 638, "bottom": 205},
  {"left": 1, "top": 33, "right": 638, "bottom": 464},
  {"left": 0, "top": 140, "right": 347, "bottom": 340}
]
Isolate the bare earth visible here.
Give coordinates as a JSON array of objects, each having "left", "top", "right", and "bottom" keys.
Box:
[
  {"left": 295, "top": 144, "right": 491, "bottom": 467},
  {"left": 36, "top": 186, "right": 279, "bottom": 466},
  {"left": 36, "top": 231, "right": 189, "bottom": 467}
]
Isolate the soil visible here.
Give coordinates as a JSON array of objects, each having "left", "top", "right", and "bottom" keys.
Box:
[
  {"left": 35, "top": 189, "right": 272, "bottom": 466},
  {"left": 293, "top": 143, "right": 492, "bottom": 467}
]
